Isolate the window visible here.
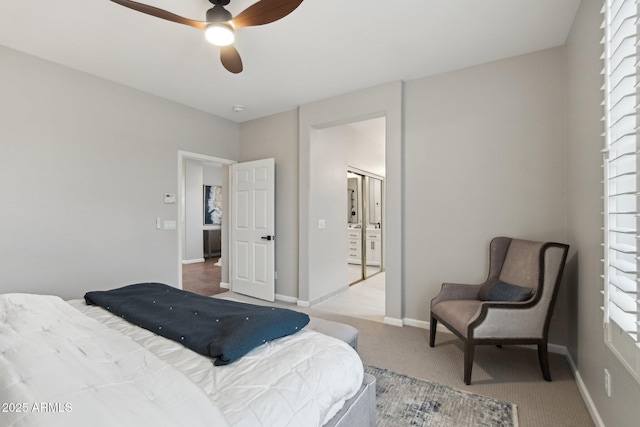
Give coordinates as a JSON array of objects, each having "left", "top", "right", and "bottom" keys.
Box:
[{"left": 602, "top": 0, "right": 640, "bottom": 383}]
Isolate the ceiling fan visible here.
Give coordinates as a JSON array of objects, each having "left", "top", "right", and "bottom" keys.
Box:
[{"left": 109, "top": 0, "right": 304, "bottom": 74}]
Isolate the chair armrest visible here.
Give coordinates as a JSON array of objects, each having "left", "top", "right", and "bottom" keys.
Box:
[
  {"left": 431, "top": 283, "right": 482, "bottom": 307},
  {"left": 470, "top": 300, "right": 544, "bottom": 339}
]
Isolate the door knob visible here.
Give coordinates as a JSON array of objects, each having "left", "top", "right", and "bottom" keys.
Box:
[{"left": 261, "top": 235, "right": 275, "bottom": 241}]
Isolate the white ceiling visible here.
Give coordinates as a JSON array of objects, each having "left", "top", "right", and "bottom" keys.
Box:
[{"left": 0, "top": 0, "right": 581, "bottom": 122}]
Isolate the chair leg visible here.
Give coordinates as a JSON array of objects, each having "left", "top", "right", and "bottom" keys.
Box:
[
  {"left": 464, "top": 340, "right": 474, "bottom": 385},
  {"left": 537, "top": 342, "right": 552, "bottom": 381},
  {"left": 429, "top": 315, "right": 437, "bottom": 347}
]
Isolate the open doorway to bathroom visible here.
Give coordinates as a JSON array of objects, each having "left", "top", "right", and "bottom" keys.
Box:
[{"left": 312, "top": 117, "right": 387, "bottom": 323}]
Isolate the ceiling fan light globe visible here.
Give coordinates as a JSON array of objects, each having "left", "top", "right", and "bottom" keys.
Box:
[{"left": 205, "top": 24, "right": 235, "bottom": 46}]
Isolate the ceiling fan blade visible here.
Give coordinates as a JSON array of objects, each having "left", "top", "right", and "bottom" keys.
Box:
[
  {"left": 110, "top": 0, "right": 207, "bottom": 30},
  {"left": 220, "top": 45, "right": 243, "bottom": 74},
  {"left": 232, "top": 0, "right": 303, "bottom": 29}
]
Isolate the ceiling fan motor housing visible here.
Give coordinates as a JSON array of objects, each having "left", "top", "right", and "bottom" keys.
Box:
[{"left": 207, "top": 5, "right": 233, "bottom": 22}]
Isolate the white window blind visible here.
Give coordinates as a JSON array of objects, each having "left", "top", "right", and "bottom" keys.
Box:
[{"left": 602, "top": 0, "right": 640, "bottom": 383}]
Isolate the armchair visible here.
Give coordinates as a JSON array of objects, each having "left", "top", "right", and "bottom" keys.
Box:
[{"left": 429, "top": 237, "right": 569, "bottom": 385}]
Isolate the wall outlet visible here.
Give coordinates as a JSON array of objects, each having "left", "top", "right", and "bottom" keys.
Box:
[
  {"left": 318, "top": 219, "right": 326, "bottom": 229},
  {"left": 604, "top": 369, "right": 612, "bottom": 397}
]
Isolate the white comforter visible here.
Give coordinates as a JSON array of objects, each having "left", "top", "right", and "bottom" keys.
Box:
[
  {"left": 0, "top": 293, "right": 230, "bottom": 427},
  {"left": 0, "top": 294, "right": 364, "bottom": 427}
]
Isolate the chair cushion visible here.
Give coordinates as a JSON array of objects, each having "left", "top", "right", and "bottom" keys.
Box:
[
  {"left": 432, "top": 300, "right": 483, "bottom": 337},
  {"left": 479, "top": 280, "right": 533, "bottom": 302}
]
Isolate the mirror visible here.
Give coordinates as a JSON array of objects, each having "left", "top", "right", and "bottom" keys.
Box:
[
  {"left": 367, "top": 177, "right": 382, "bottom": 228},
  {"left": 347, "top": 171, "right": 383, "bottom": 284}
]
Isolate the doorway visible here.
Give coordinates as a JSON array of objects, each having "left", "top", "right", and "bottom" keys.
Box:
[
  {"left": 177, "top": 151, "right": 235, "bottom": 296},
  {"left": 298, "top": 81, "right": 402, "bottom": 324},
  {"left": 306, "top": 117, "right": 386, "bottom": 322}
]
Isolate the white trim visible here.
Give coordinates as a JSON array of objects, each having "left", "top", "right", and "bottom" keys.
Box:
[
  {"left": 404, "top": 318, "right": 469, "bottom": 334},
  {"left": 403, "top": 317, "right": 428, "bottom": 329},
  {"left": 220, "top": 282, "right": 229, "bottom": 289},
  {"left": 383, "top": 317, "right": 403, "bottom": 327},
  {"left": 182, "top": 258, "right": 205, "bottom": 265},
  {"left": 297, "top": 300, "right": 311, "bottom": 308},
  {"left": 276, "top": 294, "right": 298, "bottom": 304},
  {"left": 417, "top": 314, "right": 604, "bottom": 427},
  {"left": 306, "top": 286, "right": 350, "bottom": 306},
  {"left": 298, "top": 82, "right": 404, "bottom": 321},
  {"left": 347, "top": 166, "right": 385, "bottom": 181},
  {"left": 566, "top": 352, "right": 606, "bottom": 427}
]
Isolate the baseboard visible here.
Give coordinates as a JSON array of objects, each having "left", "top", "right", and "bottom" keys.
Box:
[
  {"left": 307, "top": 286, "right": 350, "bottom": 307},
  {"left": 410, "top": 315, "right": 604, "bottom": 427},
  {"left": 403, "top": 317, "right": 429, "bottom": 329},
  {"left": 297, "top": 300, "right": 311, "bottom": 308},
  {"left": 383, "top": 317, "right": 403, "bottom": 327},
  {"left": 182, "top": 258, "right": 205, "bottom": 265},
  {"left": 220, "top": 282, "right": 229, "bottom": 289},
  {"left": 403, "top": 318, "right": 570, "bottom": 356},
  {"left": 276, "top": 294, "right": 298, "bottom": 304},
  {"left": 565, "top": 351, "right": 605, "bottom": 427}
]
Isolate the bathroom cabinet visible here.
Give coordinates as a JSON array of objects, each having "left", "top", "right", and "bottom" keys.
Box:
[
  {"left": 348, "top": 229, "right": 361, "bottom": 264},
  {"left": 365, "top": 229, "right": 381, "bottom": 266}
]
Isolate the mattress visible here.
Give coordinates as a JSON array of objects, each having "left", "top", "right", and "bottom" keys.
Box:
[{"left": 70, "top": 298, "right": 364, "bottom": 426}]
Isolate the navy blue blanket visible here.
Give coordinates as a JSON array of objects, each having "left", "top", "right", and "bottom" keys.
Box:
[{"left": 84, "top": 283, "right": 310, "bottom": 365}]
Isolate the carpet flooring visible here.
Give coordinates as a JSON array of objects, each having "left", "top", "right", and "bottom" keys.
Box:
[{"left": 215, "top": 291, "right": 595, "bottom": 427}]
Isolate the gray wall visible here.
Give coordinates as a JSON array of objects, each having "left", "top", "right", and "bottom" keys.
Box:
[
  {"left": 184, "top": 159, "right": 204, "bottom": 262},
  {"left": 0, "top": 45, "right": 239, "bottom": 299},
  {"left": 242, "top": 49, "right": 568, "bottom": 335},
  {"left": 566, "top": 1, "right": 640, "bottom": 425},
  {"left": 403, "top": 47, "right": 568, "bottom": 340}
]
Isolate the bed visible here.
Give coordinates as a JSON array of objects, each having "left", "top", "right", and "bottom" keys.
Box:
[{"left": 0, "top": 287, "right": 375, "bottom": 427}]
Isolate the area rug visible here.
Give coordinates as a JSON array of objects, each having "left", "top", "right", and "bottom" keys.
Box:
[{"left": 365, "top": 366, "right": 518, "bottom": 427}]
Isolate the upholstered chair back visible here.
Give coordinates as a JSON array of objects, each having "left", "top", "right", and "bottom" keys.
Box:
[{"left": 498, "top": 239, "right": 545, "bottom": 293}]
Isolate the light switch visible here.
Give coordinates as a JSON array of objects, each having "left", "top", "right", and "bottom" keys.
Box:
[
  {"left": 164, "top": 220, "right": 177, "bottom": 230},
  {"left": 156, "top": 218, "right": 161, "bottom": 230},
  {"left": 318, "top": 219, "right": 326, "bottom": 229}
]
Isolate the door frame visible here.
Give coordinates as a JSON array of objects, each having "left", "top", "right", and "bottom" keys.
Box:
[
  {"left": 298, "top": 81, "right": 403, "bottom": 325},
  {"left": 177, "top": 150, "right": 236, "bottom": 289}
]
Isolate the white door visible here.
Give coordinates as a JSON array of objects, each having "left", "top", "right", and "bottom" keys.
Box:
[{"left": 230, "top": 158, "right": 275, "bottom": 301}]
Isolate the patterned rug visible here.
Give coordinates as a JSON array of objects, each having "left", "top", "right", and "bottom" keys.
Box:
[{"left": 365, "top": 366, "right": 518, "bottom": 427}]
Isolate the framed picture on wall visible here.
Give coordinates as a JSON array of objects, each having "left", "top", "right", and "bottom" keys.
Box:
[{"left": 204, "top": 185, "right": 222, "bottom": 225}]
